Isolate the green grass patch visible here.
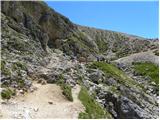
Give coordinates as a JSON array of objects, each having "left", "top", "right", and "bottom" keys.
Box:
[
  {"left": 108, "top": 86, "right": 121, "bottom": 95},
  {"left": 89, "top": 62, "right": 144, "bottom": 90},
  {"left": 56, "top": 75, "right": 73, "bottom": 102},
  {"left": 133, "top": 62, "right": 159, "bottom": 86},
  {"left": 95, "top": 36, "right": 108, "bottom": 53},
  {"left": 17, "top": 79, "right": 25, "bottom": 88},
  {"left": 61, "top": 84, "right": 73, "bottom": 101},
  {"left": 7, "top": 37, "right": 30, "bottom": 52},
  {"left": 0, "top": 60, "right": 11, "bottom": 76},
  {"left": 78, "top": 86, "right": 112, "bottom": 119},
  {"left": 12, "top": 61, "right": 27, "bottom": 71},
  {"left": 1, "top": 88, "right": 15, "bottom": 99}
]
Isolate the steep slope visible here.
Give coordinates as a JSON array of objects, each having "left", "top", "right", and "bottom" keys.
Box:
[
  {"left": 1, "top": 1, "right": 158, "bottom": 59},
  {"left": 1, "top": 1, "right": 159, "bottom": 119},
  {"left": 78, "top": 26, "right": 158, "bottom": 59},
  {"left": 1, "top": 1, "right": 75, "bottom": 51}
]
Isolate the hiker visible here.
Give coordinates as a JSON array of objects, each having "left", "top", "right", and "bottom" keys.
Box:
[
  {"left": 73, "top": 56, "right": 78, "bottom": 65},
  {"left": 100, "top": 57, "right": 105, "bottom": 62},
  {"left": 70, "top": 55, "right": 75, "bottom": 62},
  {"left": 78, "top": 56, "right": 88, "bottom": 64},
  {"left": 96, "top": 56, "right": 100, "bottom": 61}
]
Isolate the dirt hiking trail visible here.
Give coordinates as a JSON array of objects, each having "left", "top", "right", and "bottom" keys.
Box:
[{"left": 1, "top": 83, "right": 84, "bottom": 119}]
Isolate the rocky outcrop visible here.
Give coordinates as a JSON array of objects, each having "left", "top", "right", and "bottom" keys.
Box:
[
  {"left": 1, "top": 1, "right": 75, "bottom": 52},
  {"left": 1, "top": 1, "right": 159, "bottom": 119},
  {"left": 78, "top": 63, "right": 159, "bottom": 119}
]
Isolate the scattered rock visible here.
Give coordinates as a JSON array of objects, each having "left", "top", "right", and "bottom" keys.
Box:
[
  {"left": 19, "top": 89, "right": 24, "bottom": 94},
  {"left": 33, "top": 108, "right": 39, "bottom": 112},
  {"left": 1, "top": 101, "right": 7, "bottom": 104},
  {"left": 88, "top": 70, "right": 104, "bottom": 84},
  {"left": 41, "top": 80, "right": 47, "bottom": 85},
  {"left": 37, "top": 79, "right": 47, "bottom": 85},
  {"left": 48, "top": 101, "right": 53, "bottom": 104},
  {"left": 24, "top": 80, "right": 32, "bottom": 88},
  {"left": 13, "top": 113, "right": 23, "bottom": 119},
  {"left": 104, "top": 78, "right": 117, "bottom": 86},
  {"left": 29, "top": 86, "right": 38, "bottom": 92}
]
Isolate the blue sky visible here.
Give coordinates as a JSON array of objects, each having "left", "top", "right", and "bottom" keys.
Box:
[{"left": 45, "top": 1, "right": 158, "bottom": 38}]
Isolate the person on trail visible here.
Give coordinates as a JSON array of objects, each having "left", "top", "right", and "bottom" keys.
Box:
[
  {"left": 96, "top": 56, "right": 100, "bottom": 62},
  {"left": 72, "top": 56, "right": 78, "bottom": 66}
]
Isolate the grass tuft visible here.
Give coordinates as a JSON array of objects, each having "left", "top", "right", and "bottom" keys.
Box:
[
  {"left": 1, "top": 88, "right": 15, "bottom": 99},
  {"left": 57, "top": 75, "right": 73, "bottom": 102},
  {"left": 0, "top": 60, "right": 11, "bottom": 76},
  {"left": 133, "top": 62, "right": 159, "bottom": 86},
  {"left": 61, "top": 84, "right": 73, "bottom": 101},
  {"left": 78, "top": 86, "right": 112, "bottom": 119}
]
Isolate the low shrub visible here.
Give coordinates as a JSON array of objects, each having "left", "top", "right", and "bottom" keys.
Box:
[
  {"left": 1, "top": 88, "right": 15, "bottom": 99},
  {"left": 61, "top": 84, "right": 73, "bottom": 101},
  {"left": 0, "top": 60, "right": 11, "bottom": 76},
  {"left": 133, "top": 62, "right": 159, "bottom": 86},
  {"left": 57, "top": 75, "right": 73, "bottom": 102}
]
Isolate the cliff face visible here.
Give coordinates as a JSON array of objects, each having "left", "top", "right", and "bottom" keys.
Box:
[{"left": 1, "top": 1, "right": 159, "bottom": 119}]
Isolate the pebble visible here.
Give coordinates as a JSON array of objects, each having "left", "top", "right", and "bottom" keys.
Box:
[
  {"left": 11, "top": 101, "right": 17, "bottom": 105},
  {"left": 48, "top": 101, "right": 53, "bottom": 104},
  {"left": 41, "top": 80, "right": 47, "bottom": 85},
  {"left": 19, "top": 89, "right": 24, "bottom": 94},
  {"left": 29, "top": 86, "right": 38, "bottom": 92},
  {"left": 33, "top": 108, "right": 39, "bottom": 112},
  {"left": 1, "top": 101, "right": 7, "bottom": 104},
  {"left": 13, "top": 114, "right": 23, "bottom": 119}
]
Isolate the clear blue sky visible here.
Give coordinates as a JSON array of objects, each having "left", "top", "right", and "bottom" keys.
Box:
[{"left": 45, "top": 1, "right": 158, "bottom": 38}]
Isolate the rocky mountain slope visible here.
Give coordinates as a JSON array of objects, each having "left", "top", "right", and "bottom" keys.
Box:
[
  {"left": 1, "top": 1, "right": 158, "bottom": 58},
  {"left": 0, "top": 1, "right": 159, "bottom": 119}
]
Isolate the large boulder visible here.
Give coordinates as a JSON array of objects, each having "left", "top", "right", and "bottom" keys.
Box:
[
  {"left": 88, "top": 70, "right": 104, "bottom": 84},
  {"left": 116, "top": 96, "right": 151, "bottom": 119}
]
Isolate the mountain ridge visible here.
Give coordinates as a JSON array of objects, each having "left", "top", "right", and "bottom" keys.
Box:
[{"left": 1, "top": 1, "right": 158, "bottom": 58}]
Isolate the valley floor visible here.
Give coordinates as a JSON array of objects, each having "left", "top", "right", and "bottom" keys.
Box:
[{"left": 0, "top": 83, "right": 84, "bottom": 119}]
